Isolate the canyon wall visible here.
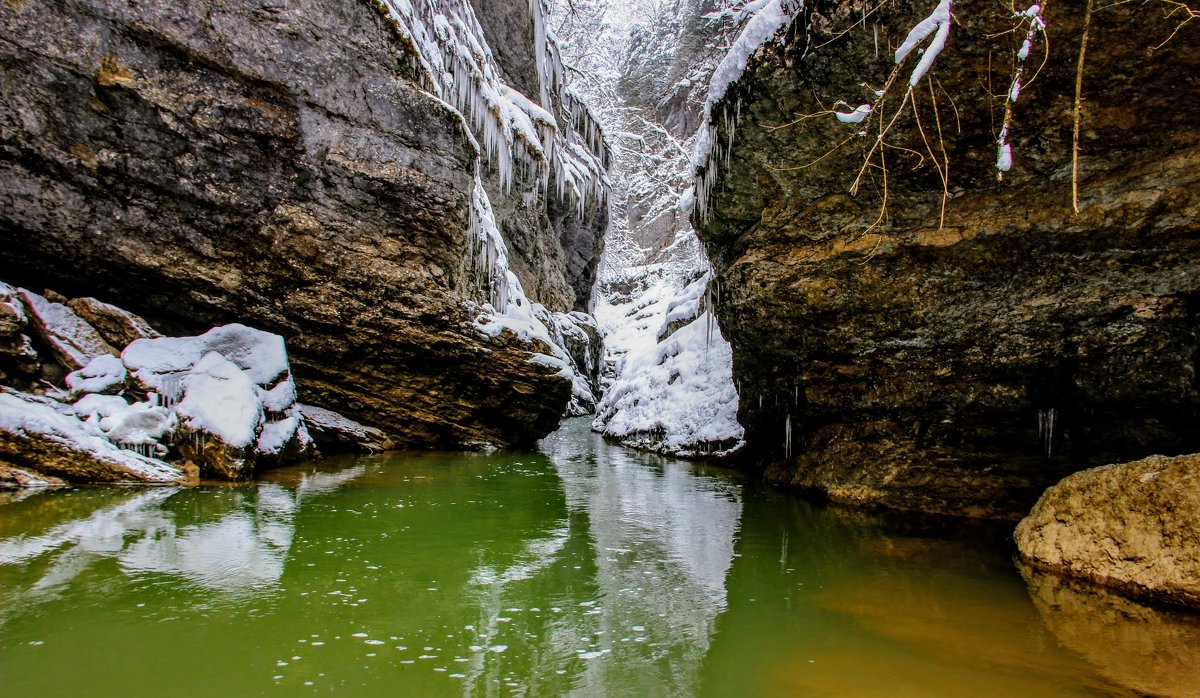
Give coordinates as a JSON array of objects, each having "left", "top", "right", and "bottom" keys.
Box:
[
  {"left": 694, "top": 0, "right": 1200, "bottom": 517},
  {"left": 0, "top": 0, "right": 607, "bottom": 448}
]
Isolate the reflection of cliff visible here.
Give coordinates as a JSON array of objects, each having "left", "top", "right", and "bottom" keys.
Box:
[
  {"left": 459, "top": 419, "right": 742, "bottom": 695},
  {"left": 0, "top": 465, "right": 365, "bottom": 624}
]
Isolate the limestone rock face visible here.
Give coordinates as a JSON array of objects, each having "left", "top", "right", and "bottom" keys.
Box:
[
  {"left": 694, "top": 0, "right": 1200, "bottom": 517},
  {"left": 0, "top": 282, "right": 39, "bottom": 385},
  {"left": 1015, "top": 453, "right": 1200, "bottom": 611},
  {"left": 0, "top": 0, "right": 574, "bottom": 447}
]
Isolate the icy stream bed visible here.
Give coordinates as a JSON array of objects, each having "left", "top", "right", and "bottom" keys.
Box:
[{"left": 1, "top": 418, "right": 1196, "bottom": 697}]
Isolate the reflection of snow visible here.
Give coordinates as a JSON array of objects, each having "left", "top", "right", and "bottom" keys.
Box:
[
  {"left": 548, "top": 421, "right": 742, "bottom": 695},
  {"left": 120, "top": 485, "right": 295, "bottom": 592},
  {"left": 459, "top": 419, "right": 743, "bottom": 695},
  {"left": 0, "top": 488, "right": 180, "bottom": 566},
  {"left": 296, "top": 464, "right": 367, "bottom": 501},
  {"left": 0, "top": 463, "right": 367, "bottom": 623}
]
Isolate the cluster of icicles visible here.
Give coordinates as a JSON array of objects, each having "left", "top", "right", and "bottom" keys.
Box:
[{"left": 379, "top": 0, "right": 609, "bottom": 222}]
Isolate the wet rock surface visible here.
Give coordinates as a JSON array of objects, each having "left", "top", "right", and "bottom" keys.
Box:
[
  {"left": 0, "top": 0, "right": 577, "bottom": 447},
  {"left": 1015, "top": 453, "right": 1200, "bottom": 611},
  {"left": 694, "top": 0, "right": 1200, "bottom": 517}
]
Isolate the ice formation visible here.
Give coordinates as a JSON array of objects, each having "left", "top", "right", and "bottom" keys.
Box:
[
  {"left": 378, "top": 0, "right": 609, "bottom": 213},
  {"left": 468, "top": 173, "right": 600, "bottom": 415},
  {"left": 376, "top": 0, "right": 610, "bottom": 414}
]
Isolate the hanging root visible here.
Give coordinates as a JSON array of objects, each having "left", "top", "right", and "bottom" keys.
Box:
[{"left": 1073, "top": 0, "right": 1094, "bottom": 214}]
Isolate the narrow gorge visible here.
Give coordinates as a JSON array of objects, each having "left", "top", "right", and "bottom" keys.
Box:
[{"left": 1, "top": 0, "right": 1199, "bottom": 695}]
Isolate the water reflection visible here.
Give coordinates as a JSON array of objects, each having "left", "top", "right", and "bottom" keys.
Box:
[
  {"left": 1021, "top": 565, "right": 1200, "bottom": 698},
  {"left": 457, "top": 420, "right": 743, "bottom": 696},
  {"left": 2, "top": 421, "right": 1196, "bottom": 697},
  {"left": 0, "top": 464, "right": 368, "bottom": 624}
]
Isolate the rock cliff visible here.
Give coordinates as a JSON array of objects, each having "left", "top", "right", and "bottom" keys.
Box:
[
  {"left": 693, "top": 0, "right": 1200, "bottom": 517},
  {"left": 0, "top": 0, "right": 607, "bottom": 448}
]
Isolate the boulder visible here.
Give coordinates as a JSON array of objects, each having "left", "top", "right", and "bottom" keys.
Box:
[
  {"left": 124, "top": 325, "right": 316, "bottom": 478},
  {"left": 1015, "top": 453, "right": 1200, "bottom": 610},
  {"left": 17, "top": 289, "right": 116, "bottom": 371},
  {"left": 67, "top": 296, "right": 160, "bottom": 349},
  {"left": 299, "top": 403, "right": 391, "bottom": 453},
  {"left": 173, "top": 352, "right": 263, "bottom": 479},
  {"left": 65, "top": 354, "right": 127, "bottom": 397},
  {"left": 0, "top": 389, "right": 181, "bottom": 484}
]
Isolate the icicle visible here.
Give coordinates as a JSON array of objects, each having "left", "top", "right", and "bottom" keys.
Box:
[
  {"left": 1037, "top": 408, "right": 1057, "bottom": 457},
  {"left": 784, "top": 413, "right": 792, "bottom": 458}
]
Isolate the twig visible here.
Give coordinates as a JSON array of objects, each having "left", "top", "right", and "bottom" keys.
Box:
[{"left": 1073, "top": 0, "right": 1094, "bottom": 214}]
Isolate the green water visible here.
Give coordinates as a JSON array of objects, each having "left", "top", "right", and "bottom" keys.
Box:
[{"left": 1, "top": 418, "right": 1197, "bottom": 697}]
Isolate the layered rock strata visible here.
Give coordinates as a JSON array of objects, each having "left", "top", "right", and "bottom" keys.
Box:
[
  {"left": 694, "top": 0, "right": 1200, "bottom": 517},
  {"left": 0, "top": 0, "right": 600, "bottom": 446}
]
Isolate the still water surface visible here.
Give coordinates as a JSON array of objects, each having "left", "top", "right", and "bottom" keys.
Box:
[{"left": 2, "top": 419, "right": 1198, "bottom": 697}]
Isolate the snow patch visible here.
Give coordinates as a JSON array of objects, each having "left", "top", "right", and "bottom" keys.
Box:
[
  {"left": 65, "top": 355, "right": 126, "bottom": 396},
  {"left": 594, "top": 310, "right": 743, "bottom": 458}
]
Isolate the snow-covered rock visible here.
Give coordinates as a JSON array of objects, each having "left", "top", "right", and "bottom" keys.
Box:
[
  {"left": 65, "top": 354, "right": 127, "bottom": 397},
  {"left": 593, "top": 308, "right": 743, "bottom": 458},
  {"left": 0, "top": 315, "right": 315, "bottom": 486},
  {"left": 18, "top": 289, "right": 116, "bottom": 371},
  {"left": 123, "top": 323, "right": 290, "bottom": 398},
  {"left": 174, "top": 351, "right": 264, "bottom": 479},
  {"left": 0, "top": 389, "right": 181, "bottom": 484},
  {"left": 122, "top": 326, "right": 315, "bottom": 479}
]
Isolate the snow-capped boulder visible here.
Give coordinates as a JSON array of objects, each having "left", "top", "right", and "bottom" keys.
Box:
[
  {"left": 174, "top": 352, "right": 264, "bottom": 479},
  {"left": 123, "top": 324, "right": 289, "bottom": 398},
  {"left": 299, "top": 403, "right": 391, "bottom": 453},
  {"left": 0, "top": 389, "right": 181, "bottom": 484},
  {"left": 18, "top": 289, "right": 116, "bottom": 371},
  {"left": 67, "top": 296, "right": 160, "bottom": 349},
  {"left": 65, "top": 354, "right": 127, "bottom": 397},
  {"left": 122, "top": 325, "right": 314, "bottom": 478}
]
